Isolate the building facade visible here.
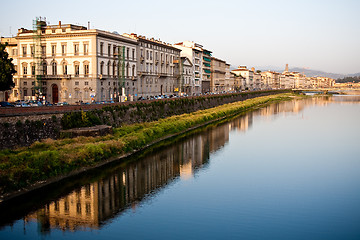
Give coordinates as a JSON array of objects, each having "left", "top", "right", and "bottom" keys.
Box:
[
  {"left": 202, "top": 49, "right": 212, "bottom": 93},
  {"left": 173, "top": 41, "right": 204, "bottom": 95},
  {"left": 210, "top": 57, "right": 226, "bottom": 93},
  {"left": 5, "top": 19, "right": 138, "bottom": 104},
  {"left": 124, "top": 33, "right": 181, "bottom": 98},
  {"left": 177, "top": 57, "right": 193, "bottom": 95}
]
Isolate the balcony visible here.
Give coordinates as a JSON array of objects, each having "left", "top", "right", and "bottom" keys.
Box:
[
  {"left": 203, "top": 57, "right": 211, "bottom": 62},
  {"left": 36, "top": 74, "right": 72, "bottom": 80}
]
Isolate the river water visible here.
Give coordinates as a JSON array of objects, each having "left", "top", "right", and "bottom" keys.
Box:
[{"left": 1, "top": 95, "right": 360, "bottom": 240}]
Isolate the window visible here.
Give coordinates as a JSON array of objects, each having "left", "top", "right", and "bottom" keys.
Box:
[
  {"left": 31, "top": 65, "right": 35, "bottom": 76},
  {"left": 100, "top": 62, "right": 104, "bottom": 75},
  {"left": 150, "top": 51, "right": 153, "bottom": 60},
  {"left": 132, "top": 49, "right": 135, "bottom": 60},
  {"left": 30, "top": 46, "right": 34, "bottom": 57},
  {"left": 113, "top": 62, "right": 116, "bottom": 77},
  {"left": 107, "top": 61, "right": 110, "bottom": 76},
  {"left": 84, "top": 44, "right": 88, "bottom": 55},
  {"left": 42, "top": 62, "right": 47, "bottom": 75},
  {"left": 41, "top": 45, "right": 46, "bottom": 56},
  {"left": 113, "top": 46, "right": 116, "bottom": 56},
  {"left": 61, "top": 44, "right": 66, "bottom": 56},
  {"left": 100, "top": 42, "right": 104, "bottom": 55},
  {"left": 12, "top": 49, "right": 17, "bottom": 56},
  {"left": 85, "top": 81, "right": 89, "bottom": 85},
  {"left": 126, "top": 48, "right": 129, "bottom": 59},
  {"left": 52, "top": 45, "right": 56, "bottom": 56},
  {"left": 146, "top": 50, "right": 149, "bottom": 60},
  {"left": 132, "top": 65, "right": 135, "bottom": 76},
  {"left": 32, "top": 89, "right": 35, "bottom": 96},
  {"left": 74, "top": 44, "right": 79, "bottom": 55},
  {"left": 126, "top": 64, "right": 129, "bottom": 78},
  {"left": 52, "top": 62, "right": 57, "bottom": 75},
  {"left": 75, "top": 81, "right": 79, "bottom": 85},
  {"left": 75, "top": 63, "right": 80, "bottom": 77},
  {"left": 84, "top": 63, "right": 89, "bottom": 77},
  {"left": 23, "top": 66, "right": 27, "bottom": 76},
  {"left": 108, "top": 44, "right": 111, "bottom": 56},
  {"left": 62, "top": 62, "right": 67, "bottom": 75},
  {"left": 22, "top": 46, "right": 27, "bottom": 57}
]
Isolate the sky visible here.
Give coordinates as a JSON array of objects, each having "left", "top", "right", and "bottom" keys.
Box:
[{"left": 1, "top": 0, "right": 359, "bottom": 74}]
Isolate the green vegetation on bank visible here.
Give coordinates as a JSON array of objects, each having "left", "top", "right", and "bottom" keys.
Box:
[{"left": 0, "top": 93, "right": 301, "bottom": 195}]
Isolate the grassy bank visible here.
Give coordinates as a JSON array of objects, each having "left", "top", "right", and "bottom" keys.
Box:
[{"left": 0, "top": 93, "right": 303, "bottom": 196}]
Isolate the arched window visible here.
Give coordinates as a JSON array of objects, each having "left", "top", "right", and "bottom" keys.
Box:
[
  {"left": 113, "top": 62, "right": 116, "bottom": 78},
  {"left": 100, "top": 61, "right": 104, "bottom": 75},
  {"left": 62, "top": 62, "right": 67, "bottom": 75},
  {"left": 30, "top": 63, "right": 35, "bottom": 77},
  {"left": 74, "top": 62, "right": 80, "bottom": 77},
  {"left": 42, "top": 62, "right": 47, "bottom": 75},
  {"left": 107, "top": 61, "right": 111, "bottom": 77},
  {"left": 84, "top": 61, "right": 89, "bottom": 77},
  {"left": 52, "top": 62, "right": 57, "bottom": 75}
]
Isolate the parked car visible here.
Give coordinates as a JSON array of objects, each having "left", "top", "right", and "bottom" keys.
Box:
[
  {"left": 0, "top": 101, "right": 15, "bottom": 107},
  {"left": 15, "top": 102, "right": 30, "bottom": 107}
]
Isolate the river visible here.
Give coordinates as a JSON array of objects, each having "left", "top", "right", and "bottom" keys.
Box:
[{"left": 1, "top": 95, "right": 360, "bottom": 239}]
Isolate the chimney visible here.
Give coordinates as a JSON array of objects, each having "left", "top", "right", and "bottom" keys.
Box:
[
  {"left": 251, "top": 67, "right": 255, "bottom": 72},
  {"left": 59, "top": 21, "right": 61, "bottom": 27},
  {"left": 88, "top": 21, "right": 90, "bottom": 30}
]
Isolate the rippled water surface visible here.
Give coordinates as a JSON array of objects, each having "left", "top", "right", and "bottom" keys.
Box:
[{"left": 1, "top": 96, "right": 360, "bottom": 239}]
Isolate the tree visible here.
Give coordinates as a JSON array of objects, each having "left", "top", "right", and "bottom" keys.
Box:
[{"left": 0, "top": 42, "right": 16, "bottom": 91}]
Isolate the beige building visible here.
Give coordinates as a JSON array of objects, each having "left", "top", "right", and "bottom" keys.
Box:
[
  {"left": 231, "top": 66, "right": 253, "bottom": 90},
  {"left": 173, "top": 41, "right": 203, "bottom": 95},
  {"left": 0, "top": 37, "right": 18, "bottom": 101},
  {"left": 224, "top": 63, "right": 232, "bottom": 92},
  {"left": 210, "top": 57, "right": 226, "bottom": 93},
  {"left": 3, "top": 19, "right": 138, "bottom": 104},
  {"left": 124, "top": 33, "right": 181, "bottom": 98},
  {"left": 261, "top": 71, "right": 280, "bottom": 89}
]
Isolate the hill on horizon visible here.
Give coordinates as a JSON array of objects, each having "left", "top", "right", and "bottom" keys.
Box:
[{"left": 230, "top": 65, "right": 360, "bottom": 80}]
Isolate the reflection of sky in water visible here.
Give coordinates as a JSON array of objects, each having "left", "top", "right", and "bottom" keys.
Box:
[{"left": 1, "top": 96, "right": 360, "bottom": 240}]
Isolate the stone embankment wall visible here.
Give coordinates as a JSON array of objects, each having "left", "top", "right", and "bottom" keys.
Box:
[{"left": 0, "top": 90, "right": 289, "bottom": 149}]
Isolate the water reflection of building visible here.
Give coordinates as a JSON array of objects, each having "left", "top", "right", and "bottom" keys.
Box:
[
  {"left": 24, "top": 96, "right": 339, "bottom": 233},
  {"left": 26, "top": 122, "right": 232, "bottom": 233}
]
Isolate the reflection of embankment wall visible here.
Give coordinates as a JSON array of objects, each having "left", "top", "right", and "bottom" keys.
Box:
[{"left": 0, "top": 90, "right": 289, "bottom": 149}]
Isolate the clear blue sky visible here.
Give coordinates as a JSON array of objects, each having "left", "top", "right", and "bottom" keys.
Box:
[{"left": 1, "top": 0, "right": 359, "bottom": 74}]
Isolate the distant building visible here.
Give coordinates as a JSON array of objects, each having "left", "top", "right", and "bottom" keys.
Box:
[
  {"left": 202, "top": 49, "right": 212, "bottom": 93},
  {"left": 211, "top": 57, "right": 226, "bottom": 93},
  {"left": 231, "top": 66, "right": 254, "bottom": 90},
  {"left": 177, "top": 56, "right": 193, "bottom": 95},
  {"left": 124, "top": 33, "right": 181, "bottom": 98},
  {"left": 173, "top": 41, "right": 204, "bottom": 95}
]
